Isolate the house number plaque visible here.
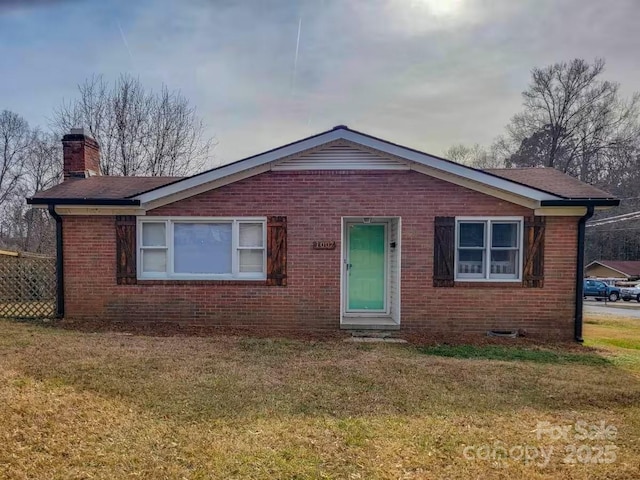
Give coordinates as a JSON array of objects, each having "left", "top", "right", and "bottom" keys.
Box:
[{"left": 313, "top": 241, "right": 336, "bottom": 250}]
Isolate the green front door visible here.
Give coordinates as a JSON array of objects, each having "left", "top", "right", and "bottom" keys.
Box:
[{"left": 347, "top": 224, "right": 386, "bottom": 311}]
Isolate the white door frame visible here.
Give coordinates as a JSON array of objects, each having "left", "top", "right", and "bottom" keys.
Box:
[{"left": 341, "top": 218, "right": 390, "bottom": 317}]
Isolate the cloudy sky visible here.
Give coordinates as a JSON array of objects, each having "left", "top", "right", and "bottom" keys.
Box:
[{"left": 1, "top": 0, "right": 639, "bottom": 167}]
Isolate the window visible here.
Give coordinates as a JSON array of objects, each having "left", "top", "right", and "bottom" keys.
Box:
[
  {"left": 138, "top": 218, "right": 266, "bottom": 280},
  {"left": 455, "top": 218, "right": 522, "bottom": 281}
]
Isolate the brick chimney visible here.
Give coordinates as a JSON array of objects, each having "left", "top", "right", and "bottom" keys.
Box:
[{"left": 62, "top": 128, "right": 101, "bottom": 180}]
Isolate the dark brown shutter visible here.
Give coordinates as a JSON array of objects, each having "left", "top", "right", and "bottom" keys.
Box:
[
  {"left": 433, "top": 216, "right": 455, "bottom": 287},
  {"left": 116, "top": 215, "right": 137, "bottom": 285},
  {"left": 267, "top": 216, "right": 287, "bottom": 286},
  {"left": 523, "top": 216, "right": 545, "bottom": 288}
]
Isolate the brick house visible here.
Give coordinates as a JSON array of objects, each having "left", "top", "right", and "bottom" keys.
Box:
[{"left": 28, "top": 126, "right": 619, "bottom": 341}]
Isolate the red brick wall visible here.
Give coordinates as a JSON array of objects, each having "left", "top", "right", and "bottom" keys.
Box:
[
  {"left": 63, "top": 136, "right": 100, "bottom": 180},
  {"left": 62, "top": 171, "right": 578, "bottom": 339}
]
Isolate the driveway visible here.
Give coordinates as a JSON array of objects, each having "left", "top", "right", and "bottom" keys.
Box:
[{"left": 585, "top": 302, "right": 640, "bottom": 319}]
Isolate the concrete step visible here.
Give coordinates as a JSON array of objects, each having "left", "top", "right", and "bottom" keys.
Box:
[
  {"left": 344, "top": 336, "right": 407, "bottom": 343},
  {"left": 340, "top": 316, "right": 400, "bottom": 330}
]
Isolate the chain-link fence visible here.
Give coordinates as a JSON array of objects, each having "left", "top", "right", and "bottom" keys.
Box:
[{"left": 0, "top": 250, "right": 56, "bottom": 319}]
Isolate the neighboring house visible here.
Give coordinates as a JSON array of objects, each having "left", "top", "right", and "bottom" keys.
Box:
[
  {"left": 28, "top": 126, "right": 619, "bottom": 341},
  {"left": 585, "top": 260, "right": 640, "bottom": 281}
]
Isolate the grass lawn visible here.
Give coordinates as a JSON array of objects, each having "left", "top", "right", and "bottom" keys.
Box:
[
  {"left": 0, "top": 315, "right": 639, "bottom": 479},
  {"left": 584, "top": 313, "right": 640, "bottom": 375}
]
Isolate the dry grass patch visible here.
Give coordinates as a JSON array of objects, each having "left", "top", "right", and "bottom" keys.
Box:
[{"left": 0, "top": 317, "right": 639, "bottom": 479}]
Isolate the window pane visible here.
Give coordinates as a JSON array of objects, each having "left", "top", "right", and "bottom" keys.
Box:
[
  {"left": 174, "top": 223, "right": 232, "bottom": 274},
  {"left": 142, "top": 223, "right": 166, "bottom": 247},
  {"left": 459, "top": 222, "right": 485, "bottom": 248},
  {"left": 491, "top": 250, "right": 518, "bottom": 276},
  {"left": 457, "top": 249, "right": 484, "bottom": 275},
  {"left": 492, "top": 223, "right": 518, "bottom": 248},
  {"left": 239, "top": 223, "right": 263, "bottom": 247},
  {"left": 142, "top": 250, "right": 166, "bottom": 272},
  {"left": 239, "top": 249, "right": 264, "bottom": 273}
]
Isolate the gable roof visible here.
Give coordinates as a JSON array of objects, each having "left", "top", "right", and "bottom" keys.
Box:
[
  {"left": 28, "top": 126, "right": 619, "bottom": 209},
  {"left": 131, "top": 126, "right": 565, "bottom": 206},
  {"left": 586, "top": 260, "right": 640, "bottom": 277}
]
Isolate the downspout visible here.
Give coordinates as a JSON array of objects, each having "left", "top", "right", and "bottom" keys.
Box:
[
  {"left": 574, "top": 205, "right": 595, "bottom": 342},
  {"left": 47, "top": 205, "right": 64, "bottom": 318}
]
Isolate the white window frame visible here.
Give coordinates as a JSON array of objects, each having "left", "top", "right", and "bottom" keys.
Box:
[
  {"left": 137, "top": 217, "right": 267, "bottom": 281},
  {"left": 454, "top": 216, "right": 524, "bottom": 283}
]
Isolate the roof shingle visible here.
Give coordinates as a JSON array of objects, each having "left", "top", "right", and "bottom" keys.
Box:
[
  {"left": 485, "top": 167, "right": 614, "bottom": 199},
  {"left": 29, "top": 166, "right": 615, "bottom": 203},
  {"left": 30, "top": 176, "right": 182, "bottom": 200}
]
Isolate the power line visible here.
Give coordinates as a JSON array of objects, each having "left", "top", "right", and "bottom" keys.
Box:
[
  {"left": 588, "top": 209, "right": 640, "bottom": 223},
  {"left": 587, "top": 216, "right": 640, "bottom": 227},
  {"left": 587, "top": 210, "right": 640, "bottom": 227},
  {"left": 587, "top": 225, "right": 640, "bottom": 232}
]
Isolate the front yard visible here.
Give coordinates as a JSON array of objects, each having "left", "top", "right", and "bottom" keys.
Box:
[{"left": 1, "top": 314, "right": 639, "bottom": 479}]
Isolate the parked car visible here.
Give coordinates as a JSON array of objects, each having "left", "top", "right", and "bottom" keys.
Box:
[
  {"left": 583, "top": 279, "right": 620, "bottom": 302},
  {"left": 621, "top": 284, "right": 640, "bottom": 302}
]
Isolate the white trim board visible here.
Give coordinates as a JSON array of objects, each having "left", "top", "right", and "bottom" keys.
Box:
[
  {"left": 55, "top": 206, "right": 146, "bottom": 216},
  {"left": 133, "top": 127, "right": 564, "bottom": 209}
]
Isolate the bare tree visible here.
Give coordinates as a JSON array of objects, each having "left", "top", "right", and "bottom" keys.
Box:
[
  {"left": 25, "top": 130, "right": 61, "bottom": 192},
  {"left": 0, "top": 128, "right": 60, "bottom": 253},
  {"left": 502, "top": 59, "right": 640, "bottom": 183},
  {"left": 54, "top": 74, "right": 214, "bottom": 176},
  {"left": 0, "top": 110, "right": 31, "bottom": 206},
  {"left": 20, "top": 131, "right": 60, "bottom": 252},
  {"left": 1, "top": 74, "right": 215, "bottom": 253},
  {"left": 444, "top": 143, "right": 504, "bottom": 169},
  {"left": 500, "top": 59, "right": 640, "bottom": 263},
  {"left": 444, "top": 59, "right": 640, "bottom": 263}
]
